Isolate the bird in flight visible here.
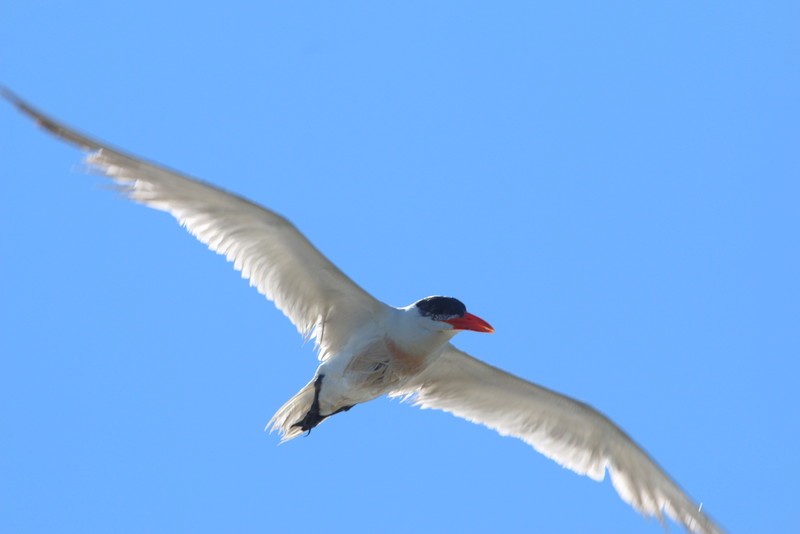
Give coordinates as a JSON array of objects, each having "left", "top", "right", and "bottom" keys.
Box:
[{"left": 3, "top": 88, "right": 723, "bottom": 534}]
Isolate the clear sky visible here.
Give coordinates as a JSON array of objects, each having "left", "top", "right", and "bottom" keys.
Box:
[{"left": 1, "top": 2, "right": 797, "bottom": 533}]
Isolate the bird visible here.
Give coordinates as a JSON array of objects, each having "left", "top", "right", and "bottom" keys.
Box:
[{"left": 3, "top": 88, "right": 723, "bottom": 534}]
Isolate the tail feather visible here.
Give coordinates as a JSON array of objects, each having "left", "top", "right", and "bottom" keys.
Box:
[{"left": 267, "top": 379, "right": 318, "bottom": 442}]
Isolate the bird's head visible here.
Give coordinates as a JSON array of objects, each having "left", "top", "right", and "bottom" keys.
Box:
[{"left": 412, "top": 296, "right": 494, "bottom": 334}]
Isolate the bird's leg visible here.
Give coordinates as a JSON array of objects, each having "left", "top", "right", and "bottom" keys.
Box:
[
  {"left": 291, "top": 374, "right": 355, "bottom": 436},
  {"left": 292, "top": 375, "right": 326, "bottom": 435}
]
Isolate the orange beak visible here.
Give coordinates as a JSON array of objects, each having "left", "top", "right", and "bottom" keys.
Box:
[{"left": 444, "top": 312, "right": 495, "bottom": 333}]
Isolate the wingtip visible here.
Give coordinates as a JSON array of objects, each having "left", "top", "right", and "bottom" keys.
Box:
[
  {"left": 1, "top": 86, "right": 37, "bottom": 116},
  {"left": 1, "top": 85, "right": 23, "bottom": 107},
  {"left": 0, "top": 88, "right": 112, "bottom": 154},
  {"left": 1, "top": 86, "right": 56, "bottom": 130}
]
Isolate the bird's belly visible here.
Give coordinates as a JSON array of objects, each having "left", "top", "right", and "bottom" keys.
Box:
[{"left": 318, "top": 338, "right": 429, "bottom": 411}]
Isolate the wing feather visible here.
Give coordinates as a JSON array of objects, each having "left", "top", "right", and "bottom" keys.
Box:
[
  {"left": 4, "top": 89, "right": 383, "bottom": 357},
  {"left": 393, "top": 345, "right": 723, "bottom": 534}
]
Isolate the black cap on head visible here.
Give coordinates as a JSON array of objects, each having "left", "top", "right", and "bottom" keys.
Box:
[{"left": 415, "top": 296, "right": 467, "bottom": 320}]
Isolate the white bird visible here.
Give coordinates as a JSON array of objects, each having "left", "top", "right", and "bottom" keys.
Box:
[{"left": 3, "top": 88, "right": 723, "bottom": 534}]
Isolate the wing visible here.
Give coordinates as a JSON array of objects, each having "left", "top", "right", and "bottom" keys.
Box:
[
  {"left": 3, "top": 88, "right": 384, "bottom": 358},
  {"left": 392, "top": 345, "right": 723, "bottom": 534}
]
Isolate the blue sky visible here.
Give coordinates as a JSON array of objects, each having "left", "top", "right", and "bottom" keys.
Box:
[{"left": 1, "top": 2, "right": 797, "bottom": 533}]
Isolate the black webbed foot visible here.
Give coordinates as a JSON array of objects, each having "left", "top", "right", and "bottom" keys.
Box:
[
  {"left": 290, "top": 375, "right": 356, "bottom": 436},
  {"left": 292, "top": 374, "right": 325, "bottom": 435}
]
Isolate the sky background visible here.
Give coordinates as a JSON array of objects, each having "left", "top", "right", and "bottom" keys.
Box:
[{"left": 1, "top": 2, "right": 798, "bottom": 533}]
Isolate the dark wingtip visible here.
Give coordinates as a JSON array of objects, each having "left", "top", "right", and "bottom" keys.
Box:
[
  {"left": 0, "top": 87, "right": 107, "bottom": 152},
  {"left": 2, "top": 86, "right": 34, "bottom": 115},
  {"left": 2, "top": 86, "right": 61, "bottom": 133},
  {"left": 1, "top": 85, "right": 27, "bottom": 111}
]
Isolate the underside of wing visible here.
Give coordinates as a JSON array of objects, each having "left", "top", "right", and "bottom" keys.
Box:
[
  {"left": 4, "top": 89, "right": 384, "bottom": 357},
  {"left": 392, "top": 345, "right": 723, "bottom": 534}
]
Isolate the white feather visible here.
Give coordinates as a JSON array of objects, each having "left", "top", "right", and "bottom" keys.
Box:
[
  {"left": 4, "top": 90, "right": 384, "bottom": 360},
  {"left": 392, "top": 345, "right": 723, "bottom": 534}
]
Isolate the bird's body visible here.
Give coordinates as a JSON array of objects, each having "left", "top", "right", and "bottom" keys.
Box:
[
  {"left": 3, "top": 88, "right": 723, "bottom": 534},
  {"left": 273, "top": 299, "right": 490, "bottom": 439}
]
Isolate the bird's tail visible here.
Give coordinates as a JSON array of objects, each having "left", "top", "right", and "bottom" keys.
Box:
[{"left": 267, "top": 379, "right": 318, "bottom": 442}]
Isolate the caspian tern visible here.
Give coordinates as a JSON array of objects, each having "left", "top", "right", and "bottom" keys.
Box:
[{"left": 3, "top": 88, "right": 723, "bottom": 534}]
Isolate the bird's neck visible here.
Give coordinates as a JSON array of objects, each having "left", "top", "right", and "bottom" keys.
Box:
[{"left": 386, "top": 310, "right": 456, "bottom": 360}]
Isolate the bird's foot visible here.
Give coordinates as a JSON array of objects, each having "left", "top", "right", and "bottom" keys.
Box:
[
  {"left": 292, "top": 374, "right": 326, "bottom": 435},
  {"left": 293, "top": 409, "right": 325, "bottom": 435},
  {"left": 290, "top": 375, "right": 355, "bottom": 436}
]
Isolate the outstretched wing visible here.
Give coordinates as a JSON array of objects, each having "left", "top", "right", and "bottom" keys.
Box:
[
  {"left": 3, "top": 89, "right": 384, "bottom": 359},
  {"left": 393, "top": 344, "right": 723, "bottom": 534}
]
